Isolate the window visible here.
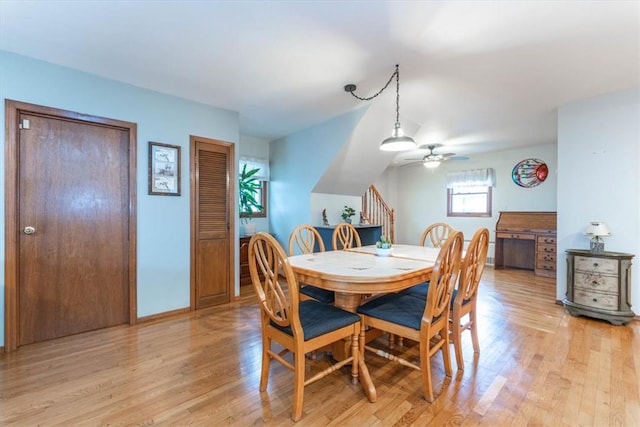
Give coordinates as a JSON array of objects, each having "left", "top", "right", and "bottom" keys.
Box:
[
  {"left": 447, "top": 185, "right": 492, "bottom": 217},
  {"left": 446, "top": 168, "right": 495, "bottom": 218},
  {"left": 241, "top": 180, "right": 268, "bottom": 218},
  {"left": 239, "top": 156, "right": 269, "bottom": 219}
]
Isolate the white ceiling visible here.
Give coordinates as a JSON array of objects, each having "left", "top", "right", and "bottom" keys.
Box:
[{"left": 1, "top": 1, "right": 638, "bottom": 163}]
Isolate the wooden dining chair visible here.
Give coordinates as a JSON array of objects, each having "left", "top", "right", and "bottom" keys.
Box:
[
  {"left": 248, "top": 232, "right": 363, "bottom": 421},
  {"left": 332, "top": 222, "right": 362, "bottom": 250},
  {"left": 450, "top": 228, "right": 489, "bottom": 370},
  {"left": 288, "top": 225, "right": 335, "bottom": 304},
  {"left": 398, "top": 222, "right": 456, "bottom": 303},
  {"left": 289, "top": 224, "right": 325, "bottom": 255},
  {"left": 357, "top": 231, "right": 464, "bottom": 402},
  {"left": 420, "top": 222, "right": 456, "bottom": 248}
]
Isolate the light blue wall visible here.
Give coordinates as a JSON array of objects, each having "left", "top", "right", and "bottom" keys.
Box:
[
  {"left": 557, "top": 89, "right": 640, "bottom": 312},
  {"left": 0, "top": 51, "right": 240, "bottom": 345},
  {"left": 379, "top": 143, "right": 557, "bottom": 255},
  {"left": 269, "top": 108, "right": 367, "bottom": 247}
]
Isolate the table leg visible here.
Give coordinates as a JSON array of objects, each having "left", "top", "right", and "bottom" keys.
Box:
[
  {"left": 332, "top": 292, "right": 383, "bottom": 360},
  {"left": 334, "top": 292, "right": 362, "bottom": 312},
  {"left": 331, "top": 293, "right": 377, "bottom": 401},
  {"left": 331, "top": 292, "right": 362, "bottom": 360},
  {"left": 359, "top": 322, "right": 376, "bottom": 402}
]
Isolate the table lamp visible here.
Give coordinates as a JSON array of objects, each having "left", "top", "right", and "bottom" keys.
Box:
[{"left": 585, "top": 221, "right": 611, "bottom": 253}]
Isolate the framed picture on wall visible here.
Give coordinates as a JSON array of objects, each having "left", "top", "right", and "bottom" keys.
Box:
[{"left": 148, "top": 141, "right": 181, "bottom": 196}]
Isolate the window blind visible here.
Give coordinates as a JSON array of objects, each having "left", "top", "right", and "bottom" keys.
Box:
[
  {"left": 446, "top": 168, "right": 495, "bottom": 188},
  {"left": 239, "top": 156, "right": 270, "bottom": 181}
]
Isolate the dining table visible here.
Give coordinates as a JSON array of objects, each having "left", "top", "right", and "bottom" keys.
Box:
[
  {"left": 347, "top": 244, "right": 441, "bottom": 263},
  {"left": 287, "top": 243, "right": 439, "bottom": 405},
  {"left": 288, "top": 244, "right": 439, "bottom": 311}
]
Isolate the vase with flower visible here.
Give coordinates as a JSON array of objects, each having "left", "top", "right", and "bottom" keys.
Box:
[{"left": 375, "top": 235, "right": 393, "bottom": 256}]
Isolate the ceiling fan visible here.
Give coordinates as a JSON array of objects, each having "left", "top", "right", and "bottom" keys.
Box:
[{"left": 404, "top": 145, "right": 469, "bottom": 168}]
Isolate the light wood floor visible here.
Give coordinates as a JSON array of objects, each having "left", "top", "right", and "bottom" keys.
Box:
[{"left": 1, "top": 268, "right": 639, "bottom": 426}]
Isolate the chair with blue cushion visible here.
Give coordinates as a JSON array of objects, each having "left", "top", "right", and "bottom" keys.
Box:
[
  {"left": 400, "top": 228, "right": 490, "bottom": 370},
  {"left": 332, "top": 222, "right": 362, "bottom": 250},
  {"left": 288, "top": 224, "right": 335, "bottom": 304},
  {"left": 390, "top": 222, "right": 456, "bottom": 346},
  {"left": 249, "top": 232, "right": 364, "bottom": 421},
  {"left": 420, "top": 222, "right": 456, "bottom": 248},
  {"left": 398, "top": 222, "right": 456, "bottom": 299},
  {"left": 357, "top": 231, "right": 464, "bottom": 402},
  {"left": 450, "top": 228, "right": 489, "bottom": 370}
]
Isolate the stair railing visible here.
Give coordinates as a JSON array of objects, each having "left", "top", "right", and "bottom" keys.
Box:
[{"left": 361, "top": 185, "right": 395, "bottom": 243}]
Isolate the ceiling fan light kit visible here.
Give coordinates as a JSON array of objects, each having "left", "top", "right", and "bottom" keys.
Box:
[
  {"left": 345, "top": 64, "right": 417, "bottom": 152},
  {"left": 423, "top": 159, "right": 441, "bottom": 168}
]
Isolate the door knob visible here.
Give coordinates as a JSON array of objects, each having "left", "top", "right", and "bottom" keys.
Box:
[{"left": 23, "top": 226, "right": 36, "bottom": 235}]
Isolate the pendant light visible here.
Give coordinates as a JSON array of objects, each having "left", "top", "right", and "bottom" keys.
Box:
[{"left": 344, "top": 64, "right": 417, "bottom": 151}]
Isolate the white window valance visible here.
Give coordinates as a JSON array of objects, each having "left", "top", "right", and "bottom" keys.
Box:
[
  {"left": 239, "top": 156, "right": 270, "bottom": 181},
  {"left": 446, "top": 168, "right": 495, "bottom": 188}
]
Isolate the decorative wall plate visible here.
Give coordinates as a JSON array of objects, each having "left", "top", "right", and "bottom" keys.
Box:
[{"left": 512, "top": 158, "right": 548, "bottom": 188}]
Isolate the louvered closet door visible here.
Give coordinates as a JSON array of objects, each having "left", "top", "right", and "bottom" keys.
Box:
[{"left": 192, "top": 136, "right": 234, "bottom": 308}]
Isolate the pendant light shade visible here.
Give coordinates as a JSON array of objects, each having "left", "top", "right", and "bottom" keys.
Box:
[
  {"left": 345, "top": 64, "right": 417, "bottom": 152},
  {"left": 380, "top": 123, "right": 417, "bottom": 151}
]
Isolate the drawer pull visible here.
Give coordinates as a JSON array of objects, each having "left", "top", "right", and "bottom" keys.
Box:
[
  {"left": 593, "top": 262, "right": 599, "bottom": 267},
  {"left": 592, "top": 281, "right": 598, "bottom": 286},
  {"left": 592, "top": 298, "right": 598, "bottom": 302}
]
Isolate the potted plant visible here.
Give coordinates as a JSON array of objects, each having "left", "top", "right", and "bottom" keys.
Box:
[
  {"left": 341, "top": 206, "right": 356, "bottom": 223},
  {"left": 239, "top": 163, "right": 264, "bottom": 235},
  {"left": 375, "top": 235, "right": 393, "bottom": 256}
]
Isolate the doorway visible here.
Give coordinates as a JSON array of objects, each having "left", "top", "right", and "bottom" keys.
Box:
[
  {"left": 4, "top": 100, "right": 137, "bottom": 351},
  {"left": 190, "top": 135, "right": 235, "bottom": 309}
]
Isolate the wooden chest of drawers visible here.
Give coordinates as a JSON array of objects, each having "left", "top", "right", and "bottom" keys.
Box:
[
  {"left": 563, "top": 249, "right": 634, "bottom": 325},
  {"left": 535, "top": 234, "right": 557, "bottom": 278}
]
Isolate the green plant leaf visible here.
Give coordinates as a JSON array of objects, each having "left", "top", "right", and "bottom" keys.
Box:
[{"left": 239, "top": 163, "right": 264, "bottom": 224}]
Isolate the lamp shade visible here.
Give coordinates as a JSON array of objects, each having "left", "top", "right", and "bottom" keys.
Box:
[
  {"left": 380, "top": 123, "right": 417, "bottom": 151},
  {"left": 585, "top": 221, "right": 612, "bottom": 237}
]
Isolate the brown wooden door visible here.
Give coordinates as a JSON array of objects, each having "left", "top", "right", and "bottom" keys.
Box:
[
  {"left": 4, "top": 100, "right": 137, "bottom": 349},
  {"left": 191, "top": 136, "right": 234, "bottom": 308}
]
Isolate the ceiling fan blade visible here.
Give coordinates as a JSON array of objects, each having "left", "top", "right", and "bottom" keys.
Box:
[{"left": 448, "top": 155, "right": 470, "bottom": 161}]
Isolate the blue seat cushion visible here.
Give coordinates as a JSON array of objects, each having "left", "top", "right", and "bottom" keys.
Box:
[
  {"left": 300, "top": 285, "right": 335, "bottom": 304},
  {"left": 399, "top": 281, "right": 430, "bottom": 299},
  {"left": 401, "top": 282, "right": 471, "bottom": 309},
  {"left": 357, "top": 293, "right": 426, "bottom": 331},
  {"left": 271, "top": 300, "right": 360, "bottom": 341}
]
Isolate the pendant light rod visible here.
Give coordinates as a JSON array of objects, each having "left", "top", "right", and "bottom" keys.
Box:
[
  {"left": 344, "top": 64, "right": 416, "bottom": 152},
  {"left": 394, "top": 64, "right": 401, "bottom": 125}
]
